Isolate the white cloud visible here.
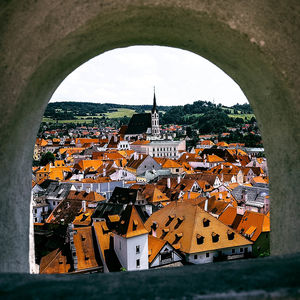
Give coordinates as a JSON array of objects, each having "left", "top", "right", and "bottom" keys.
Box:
[{"left": 51, "top": 46, "right": 248, "bottom": 106}]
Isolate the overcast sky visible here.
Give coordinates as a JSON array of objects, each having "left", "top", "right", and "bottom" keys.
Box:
[{"left": 50, "top": 46, "right": 248, "bottom": 107}]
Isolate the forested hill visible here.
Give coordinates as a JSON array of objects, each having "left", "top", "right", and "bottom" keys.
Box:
[{"left": 45, "top": 100, "right": 252, "bottom": 120}]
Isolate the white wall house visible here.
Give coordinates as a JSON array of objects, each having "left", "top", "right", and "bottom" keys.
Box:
[
  {"left": 114, "top": 233, "right": 148, "bottom": 271},
  {"left": 149, "top": 241, "right": 182, "bottom": 268},
  {"left": 186, "top": 245, "right": 252, "bottom": 264}
]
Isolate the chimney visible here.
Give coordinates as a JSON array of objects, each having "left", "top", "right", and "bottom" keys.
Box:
[
  {"left": 167, "top": 177, "right": 171, "bottom": 189},
  {"left": 188, "top": 191, "right": 191, "bottom": 199},
  {"left": 177, "top": 175, "right": 181, "bottom": 184},
  {"left": 103, "top": 168, "right": 106, "bottom": 177},
  {"left": 82, "top": 200, "right": 86, "bottom": 212},
  {"left": 204, "top": 198, "right": 208, "bottom": 212},
  {"left": 220, "top": 164, "right": 223, "bottom": 169},
  {"left": 86, "top": 187, "right": 90, "bottom": 194},
  {"left": 219, "top": 193, "right": 222, "bottom": 200}
]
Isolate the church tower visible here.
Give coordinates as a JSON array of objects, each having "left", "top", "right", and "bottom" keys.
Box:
[{"left": 151, "top": 88, "right": 160, "bottom": 137}]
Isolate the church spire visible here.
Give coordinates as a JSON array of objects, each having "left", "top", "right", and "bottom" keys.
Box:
[{"left": 152, "top": 86, "right": 157, "bottom": 113}]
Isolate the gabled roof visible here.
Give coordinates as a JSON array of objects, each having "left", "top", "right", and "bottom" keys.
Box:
[
  {"left": 72, "top": 226, "right": 99, "bottom": 270},
  {"left": 40, "top": 248, "right": 70, "bottom": 274},
  {"left": 126, "top": 155, "right": 148, "bottom": 170},
  {"left": 126, "top": 113, "right": 152, "bottom": 134},
  {"left": 114, "top": 205, "right": 148, "bottom": 238},
  {"left": 145, "top": 201, "right": 252, "bottom": 254},
  {"left": 148, "top": 235, "right": 167, "bottom": 263},
  {"left": 198, "top": 196, "right": 230, "bottom": 216},
  {"left": 74, "top": 159, "right": 103, "bottom": 172},
  {"left": 219, "top": 206, "right": 238, "bottom": 227},
  {"left": 67, "top": 190, "right": 106, "bottom": 202},
  {"left": 162, "top": 159, "right": 182, "bottom": 169},
  {"left": 142, "top": 185, "right": 170, "bottom": 203},
  {"left": 206, "top": 154, "right": 225, "bottom": 163},
  {"left": 109, "top": 187, "right": 138, "bottom": 204},
  {"left": 237, "top": 211, "right": 270, "bottom": 241},
  {"left": 185, "top": 173, "right": 220, "bottom": 186}
]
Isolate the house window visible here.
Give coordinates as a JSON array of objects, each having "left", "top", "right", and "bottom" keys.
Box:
[
  {"left": 203, "top": 218, "right": 210, "bottom": 227},
  {"left": 161, "top": 250, "right": 172, "bottom": 261},
  {"left": 206, "top": 253, "right": 209, "bottom": 258},
  {"left": 232, "top": 249, "right": 236, "bottom": 254},
  {"left": 212, "top": 233, "right": 220, "bottom": 243},
  {"left": 194, "top": 254, "right": 198, "bottom": 259},
  {"left": 136, "top": 259, "right": 140, "bottom": 268},
  {"left": 136, "top": 245, "right": 140, "bottom": 254},
  {"left": 240, "top": 248, "right": 244, "bottom": 253},
  {"left": 196, "top": 235, "right": 204, "bottom": 245}
]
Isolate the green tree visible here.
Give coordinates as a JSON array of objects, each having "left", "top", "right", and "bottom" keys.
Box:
[{"left": 40, "top": 152, "right": 55, "bottom": 166}]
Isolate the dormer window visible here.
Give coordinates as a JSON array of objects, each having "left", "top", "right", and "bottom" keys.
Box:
[
  {"left": 165, "top": 215, "right": 175, "bottom": 226},
  {"left": 133, "top": 220, "right": 138, "bottom": 231},
  {"left": 174, "top": 216, "right": 184, "bottom": 229},
  {"left": 161, "top": 228, "right": 169, "bottom": 239},
  {"left": 212, "top": 232, "right": 220, "bottom": 243},
  {"left": 227, "top": 230, "right": 235, "bottom": 240},
  {"left": 203, "top": 218, "right": 210, "bottom": 227},
  {"left": 173, "top": 232, "right": 183, "bottom": 244},
  {"left": 196, "top": 234, "right": 204, "bottom": 245}
]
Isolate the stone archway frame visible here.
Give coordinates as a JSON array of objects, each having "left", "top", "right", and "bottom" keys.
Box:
[{"left": 0, "top": 1, "right": 299, "bottom": 273}]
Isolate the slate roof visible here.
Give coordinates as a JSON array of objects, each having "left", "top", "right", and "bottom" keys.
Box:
[
  {"left": 125, "top": 113, "right": 152, "bottom": 134},
  {"left": 108, "top": 187, "right": 138, "bottom": 204},
  {"left": 232, "top": 185, "right": 269, "bottom": 204},
  {"left": 45, "top": 182, "right": 71, "bottom": 200}
]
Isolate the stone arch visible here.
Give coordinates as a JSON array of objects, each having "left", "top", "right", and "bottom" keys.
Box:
[{"left": 0, "top": 1, "right": 299, "bottom": 273}]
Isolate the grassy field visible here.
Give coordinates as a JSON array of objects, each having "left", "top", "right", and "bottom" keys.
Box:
[
  {"left": 104, "top": 108, "right": 136, "bottom": 118},
  {"left": 229, "top": 114, "right": 254, "bottom": 120},
  {"left": 42, "top": 117, "right": 94, "bottom": 124}
]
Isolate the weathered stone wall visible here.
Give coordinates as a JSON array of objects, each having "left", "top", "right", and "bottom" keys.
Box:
[{"left": 0, "top": 0, "right": 299, "bottom": 272}]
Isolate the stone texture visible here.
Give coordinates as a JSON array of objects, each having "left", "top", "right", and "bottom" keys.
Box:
[
  {"left": 0, "top": 0, "right": 299, "bottom": 272},
  {"left": 0, "top": 253, "right": 300, "bottom": 299}
]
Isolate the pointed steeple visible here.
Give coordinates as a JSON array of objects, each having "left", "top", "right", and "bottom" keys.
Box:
[{"left": 152, "top": 86, "right": 157, "bottom": 113}]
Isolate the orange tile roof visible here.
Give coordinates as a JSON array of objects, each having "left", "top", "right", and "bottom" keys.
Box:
[
  {"left": 148, "top": 235, "right": 167, "bottom": 264},
  {"left": 207, "top": 154, "right": 224, "bottom": 163},
  {"left": 200, "top": 140, "right": 214, "bottom": 146},
  {"left": 72, "top": 226, "right": 99, "bottom": 271},
  {"left": 251, "top": 176, "right": 267, "bottom": 184},
  {"left": 131, "top": 140, "right": 150, "bottom": 145},
  {"left": 40, "top": 249, "right": 70, "bottom": 274},
  {"left": 115, "top": 205, "right": 148, "bottom": 238},
  {"left": 216, "top": 141, "right": 229, "bottom": 147},
  {"left": 67, "top": 190, "right": 106, "bottom": 202},
  {"left": 145, "top": 201, "right": 252, "bottom": 254},
  {"left": 162, "top": 159, "right": 182, "bottom": 169},
  {"left": 142, "top": 185, "right": 170, "bottom": 203},
  {"left": 219, "top": 206, "right": 238, "bottom": 227},
  {"left": 237, "top": 211, "right": 270, "bottom": 241},
  {"left": 75, "top": 159, "right": 103, "bottom": 172}
]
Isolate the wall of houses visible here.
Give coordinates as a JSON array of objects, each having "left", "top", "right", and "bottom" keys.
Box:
[
  {"left": 150, "top": 243, "right": 182, "bottom": 268},
  {"left": 114, "top": 233, "right": 148, "bottom": 271}
]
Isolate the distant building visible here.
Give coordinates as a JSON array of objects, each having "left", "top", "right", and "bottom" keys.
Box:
[{"left": 124, "top": 90, "right": 160, "bottom": 140}]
